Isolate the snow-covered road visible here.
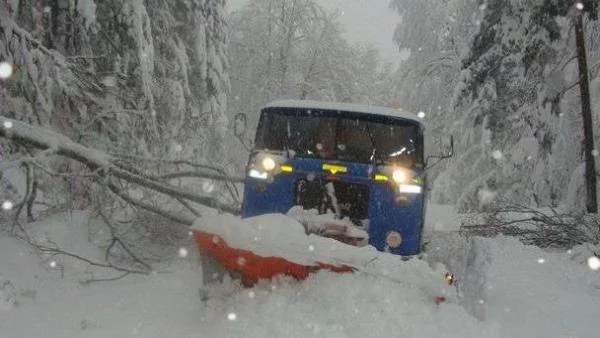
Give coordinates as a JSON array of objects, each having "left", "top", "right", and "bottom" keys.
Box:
[{"left": 1, "top": 206, "right": 599, "bottom": 338}]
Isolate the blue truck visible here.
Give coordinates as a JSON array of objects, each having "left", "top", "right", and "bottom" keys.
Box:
[{"left": 241, "top": 100, "right": 436, "bottom": 256}]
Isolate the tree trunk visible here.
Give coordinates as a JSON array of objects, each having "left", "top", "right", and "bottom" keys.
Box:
[{"left": 574, "top": 13, "right": 598, "bottom": 213}]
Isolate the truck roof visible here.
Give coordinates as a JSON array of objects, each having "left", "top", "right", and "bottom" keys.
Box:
[{"left": 263, "top": 100, "right": 424, "bottom": 127}]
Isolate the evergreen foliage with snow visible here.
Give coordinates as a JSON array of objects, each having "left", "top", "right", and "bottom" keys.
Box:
[
  {"left": 0, "top": 0, "right": 229, "bottom": 162},
  {"left": 392, "top": 0, "right": 600, "bottom": 213}
]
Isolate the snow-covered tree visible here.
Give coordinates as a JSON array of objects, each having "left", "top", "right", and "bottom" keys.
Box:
[
  {"left": 390, "top": 0, "right": 599, "bottom": 212},
  {"left": 226, "top": 0, "right": 394, "bottom": 169},
  {"left": 431, "top": 0, "right": 600, "bottom": 212},
  {"left": 1, "top": 0, "right": 231, "bottom": 208}
]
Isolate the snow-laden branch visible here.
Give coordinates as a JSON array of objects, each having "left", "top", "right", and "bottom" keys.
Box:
[{"left": 0, "top": 117, "right": 241, "bottom": 221}]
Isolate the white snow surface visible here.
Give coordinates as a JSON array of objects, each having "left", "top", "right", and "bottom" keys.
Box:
[{"left": 1, "top": 205, "right": 599, "bottom": 337}]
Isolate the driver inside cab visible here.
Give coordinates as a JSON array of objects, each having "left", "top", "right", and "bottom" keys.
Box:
[{"left": 315, "top": 121, "right": 336, "bottom": 158}]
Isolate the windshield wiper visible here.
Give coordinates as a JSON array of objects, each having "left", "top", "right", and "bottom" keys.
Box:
[
  {"left": 364, "top": 123, "right": 384, "bottom": 165},
  {"left": 284, "top": 119, "right": 292, "bottom": 158}
]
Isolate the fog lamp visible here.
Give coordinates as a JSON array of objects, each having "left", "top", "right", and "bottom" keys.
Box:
[{"left": 385, "top": 231, "right": 402, "bottom": 248}]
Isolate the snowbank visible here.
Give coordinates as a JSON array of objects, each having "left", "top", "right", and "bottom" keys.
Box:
[{"left": 1, "top": 205, "right": 599, "bottom": 337}]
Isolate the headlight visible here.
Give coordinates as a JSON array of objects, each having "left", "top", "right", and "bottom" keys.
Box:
[
  {"left": 392, "top": 168, "right": 408, "bottom": 183},
  {"left": 385, "top": 231, "right": 403, "bottom": 248},
  {"left": 262, "top": 157, "right": 276, "bottom": 171}
]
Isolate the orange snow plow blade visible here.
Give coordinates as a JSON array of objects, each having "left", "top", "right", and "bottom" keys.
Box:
[{"left": 193, "top": 229, "right": 354, "bottom": 287}]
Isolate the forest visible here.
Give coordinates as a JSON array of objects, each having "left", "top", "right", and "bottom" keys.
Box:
[{"left": 1, "top": 0, "right": 600, "bottom": 268}]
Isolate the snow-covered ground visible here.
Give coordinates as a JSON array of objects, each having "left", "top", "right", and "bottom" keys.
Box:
[{"left": 1, "top": 205, "right": 600, "bottom": 338}]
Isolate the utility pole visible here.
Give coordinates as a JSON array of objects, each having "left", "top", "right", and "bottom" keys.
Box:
[{"left": 574, "top": 2, "right": 598, "bottom": 213}]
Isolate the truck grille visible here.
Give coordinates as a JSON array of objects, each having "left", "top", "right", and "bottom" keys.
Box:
[{"left": 294, "top": 179, "right": 369, "bottom": 221}]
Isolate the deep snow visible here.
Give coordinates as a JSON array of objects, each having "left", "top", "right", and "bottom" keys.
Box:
[{"left": 1, "top": 205, "right": 600, "bottom": 338}]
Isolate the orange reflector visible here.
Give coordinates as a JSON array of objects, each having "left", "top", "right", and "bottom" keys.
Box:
[
  {"left": 323, "top": 164, "right": 347, "bottom": 174},
  {"left": 280, "top": 165, "right": 293, "bottom": 173}
]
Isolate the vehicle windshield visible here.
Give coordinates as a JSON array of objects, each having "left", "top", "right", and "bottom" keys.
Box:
[{"left": 255, "top": 108, "right": 422, "bottom": 167}]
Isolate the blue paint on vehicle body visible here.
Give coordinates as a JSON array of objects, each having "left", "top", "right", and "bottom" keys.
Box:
[{"left": 241, "top": 100, "right": 427, "bottom": 256}]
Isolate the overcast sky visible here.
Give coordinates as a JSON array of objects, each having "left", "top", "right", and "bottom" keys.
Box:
[{"left": 226, "top": 0, "right": 400, "bottom": 63}]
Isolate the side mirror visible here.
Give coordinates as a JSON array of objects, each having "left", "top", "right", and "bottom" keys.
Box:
[
  {"left": 425, "top": 135, "right": 454, "bottom": 170},
  {"left": 233, "top": 113, "right": 247, "bottom": 138},
  {"left": 232, "top": 113, "right": 253, "bottom": 151}
]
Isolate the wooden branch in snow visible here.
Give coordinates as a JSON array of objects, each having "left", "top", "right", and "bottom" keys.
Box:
[
  {"left": 106, "top": 180, "right": 195, "bottom": 225},
  {"left": 0, "top": 117, "right": 241, "bottom": 221},
  {"left": 159, "top": 170, "right": 245, "bottom": 183},
  {"left": 461, "top": 202, "right": 600, "bottom": 248}
]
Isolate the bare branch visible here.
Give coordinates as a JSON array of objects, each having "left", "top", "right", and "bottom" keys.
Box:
[
  {"left": 0, "top": 116, "right": 241, "bottom": 216},
  {"left": 98, "top": 209, "right": 153, "bottom": 273},
  {"left": 461, "top": 202, "right": 600, "bottom": 248},
  {"left": 158, "top": 170, "right": 245, "bottom": 183},
  {"left": 106, "top": 180, "right": 195, "bottom": 225}
]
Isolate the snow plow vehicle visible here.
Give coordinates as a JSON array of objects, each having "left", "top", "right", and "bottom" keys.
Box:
[{"left": 192, "top": 100, "right": 454, "bottom": 287}]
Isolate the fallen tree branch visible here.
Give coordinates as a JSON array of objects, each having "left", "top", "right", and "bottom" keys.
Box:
[
  {"left": 106, "top": 180, "right": 195, "bottom": 225},
  {"left": 14, "top": 232, "right": 150, "bottom": 276},
  {"left": 461, "top": 202, "right": 600, "bottom": 248},
  {"left": 158, "top": 170, "right": 245, "bottom": 183},
  {"left": 0, "top": 116, "right": 241, "bottom": 219},
  {"left": 98, "top": 209, "right": 153, "bottom": 273}
]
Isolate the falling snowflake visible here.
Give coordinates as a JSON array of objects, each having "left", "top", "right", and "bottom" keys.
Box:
[
  {"left": 202, "top": 180, "right": 215, "bottom": 193},
  {"left": 3, "top": 120, "right": 13, "bottom": 129},
  {"left": 308, "top": 244, "right": 315, "bottom": 252},
  {"left": 0, "top": 61, "right": 13, "bottom": 79},
  {"left": 248, "top": 291, "right": 255, "bottom": 298},
  {"left": 43, "top": 6, "right": 51, "bottom": 13},
  {"left": 417, "top": 111, "right": 426, "bottom": 119},
  {"left": 575, "top": 2, "right": 584, "bottom": 10},
  {"left": 49, "top": 261, "right": 57, "bottom": 268},
  {"left": 227, "top": 312, "right": 237, "bottom": 321},
  {"left": 1, "top": 200, "right": 14, "bottom": 211},
  {"left": 236, "top": 257, "right": 246, "bottom": 266},
  {"left": 592, "top": 149, "right": 599, "bottom": 157},
  {"left": 178, "top": 247, "right": 188, "bottom": 257},
  {"left": 491, "top": 150, "right": 503, "bottom": 160},
  {"left": 478, "top": 189, "right": 497, "bottom": 205},
  {"left": 102, "top": 76, "right": 116, "bottom": 87},
  {"left": 587, "top": 256, "right": 600, "bottom": 271},
  {"left": 537, "top": 258, "right": 546, "bottom": 264},
  {"left": 174, "top": 144, "right": 183, "bottom": 153},
  {"left": 479, "top": 3, "right": 487, "bottom": 10},
  {"left": 212, "top": 236, "right": 220, "bottom": 244}
]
